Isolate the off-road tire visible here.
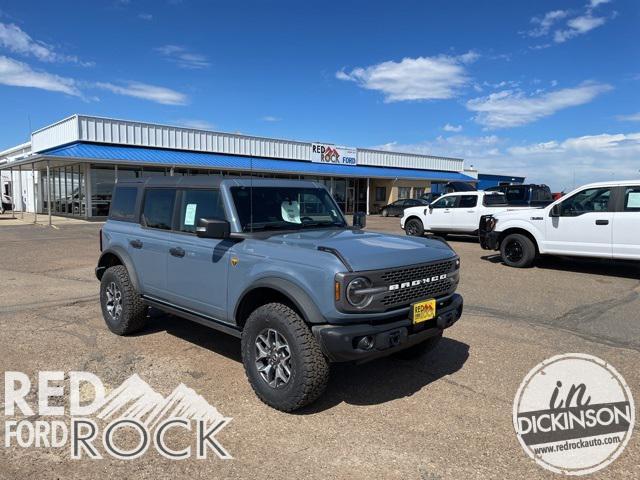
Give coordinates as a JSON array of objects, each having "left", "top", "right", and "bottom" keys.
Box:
[
  {"left": 241, "top": 303, "right": 329, "bottom": 412},
  {"left": 405, "top": 218, "right": 424, "bottom": 236},
  {"left": 500, "top": 233, "right": 536, "bottom": 268},
  {"left": 100, "top": 265, "right": 147, "bottom": 335},
  {"left": 381, "top": 208, "right": 389, "bottom": 217}
]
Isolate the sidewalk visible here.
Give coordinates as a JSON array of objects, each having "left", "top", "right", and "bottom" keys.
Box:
[{"left": 0, "top": 211, "right": 100, "bottom": 227}]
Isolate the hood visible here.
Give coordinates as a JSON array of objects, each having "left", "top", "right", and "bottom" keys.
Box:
[
  {"left": 261, "top": 229, "right": 456, "bottom": 271},
  {"left": 493, "top": 206, "right": 545, "bottom": 219}
]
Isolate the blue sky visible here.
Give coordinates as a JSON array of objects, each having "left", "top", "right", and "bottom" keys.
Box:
[{"left": 0, "top": 0, "right": 638, "bottom": 190}]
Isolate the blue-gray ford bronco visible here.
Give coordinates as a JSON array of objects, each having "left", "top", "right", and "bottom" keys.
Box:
[{"left": 96, "top": 177, "right": 463, "bottom": 411}]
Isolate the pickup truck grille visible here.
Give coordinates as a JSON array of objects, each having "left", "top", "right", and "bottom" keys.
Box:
[{"left": 380, "top": 260, "right": 456, "bottom": 308}]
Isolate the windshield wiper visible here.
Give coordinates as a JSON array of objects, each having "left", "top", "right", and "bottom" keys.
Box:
[
  {"left": 300, "top": 220, "right": 346, "bottom": 228},
  {"left": 243, "top": 221, "right": 302, "bottom": 232}
]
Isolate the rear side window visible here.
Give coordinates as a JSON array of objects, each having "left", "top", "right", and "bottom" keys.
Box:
[
  {"left": 142, "top": 189, "right": 176, "bottom": 230},
  {"left": 458, "top": 195, "right": 478, "bottom": 208},
  {"left": 177, "top": 189, "right": 225, "bottom": 233},
  {"left": 110, "top": 186, "right": 138, "bottom": 220},
  {"left": 483, "top": 193, "right": 508, "bottom": 207},
  {"left": 624, "top": 187, "right": 640, "bottom": 212}
]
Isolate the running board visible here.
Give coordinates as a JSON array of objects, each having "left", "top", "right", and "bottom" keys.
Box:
[{"left": 142, "top": 296, "right": 242, "bottom": 338}]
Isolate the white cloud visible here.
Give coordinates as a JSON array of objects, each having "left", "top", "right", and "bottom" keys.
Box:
[
  {"left": 0, "top": 55, "right": 81, "bottom": 96},
  {"left": 442, "top": 123, "right": 463, "bottom": 132},
  {"left": 616, "top": 112, "right": 640, "bottom": 122},
  {"left": 466, "top": 82, "right": 612, "bottom": 129},
  {"left": 95, "top": 81, "right": 188, "bottom": 105},
  {"left": 527, "top": 10, "right": 569, "bottom": 37},
  {"left": 375, "top": 131, "right": 640, "bottom": 191},
  {"left": 554, "top": 15, "right": 607, "bottom": 43},
  {"left": 589, "top": 0, "right": 611, "bottom": 9},
  {"left": 173, "top": 119, "right": 215, "bottom": 130},
  {"left": 336, "top": 51, "right": 478, "bottom": 102},
  {"left": 138, "top": 13, "right": 153, "bottom": 21},
  {"left": 527, "top": 1, "right": 614, "bottom": 46},
  {"left": 155, "top": 45, "right": 209, "bottom": 69},
  {"left": 261, "top": 116, "right": 281, "bottom": 122},
  {"left": 0, "top": 22, "right": 90, "bottom": 65}
]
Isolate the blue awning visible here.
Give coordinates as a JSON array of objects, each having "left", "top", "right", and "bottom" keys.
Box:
[{"left": 41, "top": 142, "right": 475, "bottom": 182}]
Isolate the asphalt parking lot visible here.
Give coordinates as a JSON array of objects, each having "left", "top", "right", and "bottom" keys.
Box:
[{"left": 1, "top": 215, "right": 638, "bottom": 479}]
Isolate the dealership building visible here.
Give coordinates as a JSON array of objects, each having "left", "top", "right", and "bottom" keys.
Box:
[{"left": 0, "top": 114, "right": 519, "bottom": 219}]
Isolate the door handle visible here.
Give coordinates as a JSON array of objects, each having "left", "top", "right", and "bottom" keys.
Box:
[
  {"left": 129, "top": 239, "right": 143, "bottom": 249},
  {"left": 595, "top": 219, "right": 609, "bottom": 226},
  {"left": 169, "top": 247, "right": 186, "bottom": 258},
  {"left": 467, "top": 210, "right": 475, "bottom": 213}
]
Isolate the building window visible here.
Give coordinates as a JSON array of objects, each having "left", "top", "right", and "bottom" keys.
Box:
[
  {"left": 375, "top": 186, "right": 386, "bottom": 202},
  {"left": 397, "top": 187, "right": 411, "bottom": 199},
  {"left": 414, "top": 187, "right": 425, "bottom": 198},
  {"left": 91, "top": 165, "right": 115, "bottom": 217}
]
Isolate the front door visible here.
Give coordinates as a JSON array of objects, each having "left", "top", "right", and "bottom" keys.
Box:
[
  {"left": 613, "top": 185, "right": 640, "bottom": 260},
  {"left": 427, "top": 195, "right": 457, "bottom": 230},
  {"left": 165, "top": 188, "right": 230, "bottom": 320},
  {"left": 543, "top": 186, "right": 613, "bottom": 257}
]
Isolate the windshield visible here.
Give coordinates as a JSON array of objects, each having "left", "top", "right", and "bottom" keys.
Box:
[{"left": 230, "top": 186, "right": 347, "bottom": 232}]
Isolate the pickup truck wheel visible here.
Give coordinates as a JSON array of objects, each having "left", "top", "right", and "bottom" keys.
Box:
[
  {"left": 393, "top": 333, "right": 442, "bottom": 360},
  {"left": 241, "top": 303, "right": 329, "bottom": 412},
  {"left": 381, "top": 208, "right": 389, "bottom": 217},
  {"left": 100, "top": 265, "right": 147, "bottom": 335},
  {"left": 501, "top": 233, "right": 536, "bottom": 268},
  {"left": 405, "top": 218, "right": 424, "bottom": 236}
]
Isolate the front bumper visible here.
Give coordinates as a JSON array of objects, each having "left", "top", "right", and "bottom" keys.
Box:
[
  {"left": 479, "top": 231, "right": 500, "bottom": 250},
  {"left": 312, "top": 293, "right": 463, "bottom": 362}
]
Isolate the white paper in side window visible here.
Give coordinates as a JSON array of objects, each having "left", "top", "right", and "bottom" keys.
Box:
[
  {"left": 281, "top": 200, "right": 301, "bottom": 223},
  {"left": 627, "top": 192, "right": 640, "bottom": 208},
  {"left": 184, "top": 203, "right": 197, "bottom": 225}
]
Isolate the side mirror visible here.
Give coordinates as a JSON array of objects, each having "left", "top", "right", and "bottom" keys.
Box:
[
  {"left": 353, "top": 211, "right": 367, "bottom": 229},
  {"left": 549, "top": 204, "right": 561, "bottom": 217},
  {"left": 428, "top": 205, "right": 434, "bottom": 213},
  {"left": 196, "top": 218, "right": 230, "bottom": 239}
]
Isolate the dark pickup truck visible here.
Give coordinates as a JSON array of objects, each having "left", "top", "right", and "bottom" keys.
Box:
[{"left": 484, "top": 184, "right": 553, "bottom": 208}]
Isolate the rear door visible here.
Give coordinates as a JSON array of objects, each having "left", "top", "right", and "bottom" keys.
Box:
[
  {"left": 131, "top": 188, "right": 176, "bottom": 297},
  {"left": 427, "top": 194, "right": 458, "bottom": 230},
  {"left": 452, "top": 194, "right": 479, "bottom": 232},
  {"left": 612, "top": 185, "right": 640, "bottom": 260},
  {"left": 164, "top": 188, "right": 230, "bottom": 320},
  {"left": 543, "top": 186, "right": 613, "bottom": 257}
]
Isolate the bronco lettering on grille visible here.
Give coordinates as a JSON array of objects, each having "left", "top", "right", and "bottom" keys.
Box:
[{"left": 388, "top": 273, "right": 448, "bottom": 291}]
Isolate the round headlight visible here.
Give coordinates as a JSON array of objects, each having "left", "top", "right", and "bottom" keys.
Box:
[{"left": 346, "top": 277, "right": 373, "bottom": 308}]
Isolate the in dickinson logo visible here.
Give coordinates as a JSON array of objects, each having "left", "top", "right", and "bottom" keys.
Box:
[
  {"left": 513, "top": 354, "right": 635, "bottom": 475},
  {"left": 3, "top": 371, "right": 232, "bottom": 460}
]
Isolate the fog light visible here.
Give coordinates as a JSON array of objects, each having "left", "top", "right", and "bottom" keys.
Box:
[{"left": 357, "top": 335, "right": 375, "bottom": 350}]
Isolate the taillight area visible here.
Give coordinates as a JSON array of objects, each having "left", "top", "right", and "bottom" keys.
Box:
[{"left": 99, "top": 228, "right": 103, "bottom": 252}]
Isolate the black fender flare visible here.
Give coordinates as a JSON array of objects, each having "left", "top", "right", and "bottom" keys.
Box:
[
  {"left": 234, "top": 277, "right": 325, "bottom": 325},
  {"left": 95, "top": 247, "right": 142, "bottom": 293}
]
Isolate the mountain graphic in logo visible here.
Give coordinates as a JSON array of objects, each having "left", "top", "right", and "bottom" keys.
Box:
[{"left": 92, "top": 374, "right": 226, "bottom": 427}]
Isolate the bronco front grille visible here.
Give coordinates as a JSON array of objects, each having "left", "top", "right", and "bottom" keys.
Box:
[
  {"left": 380, "top": 278, "right": 452, "bottom": 306},
  {"left": 379, "top": 260, "right": 456, "bottom": 308},
  {"left": 380, "top": 260, "right": 455, "bottom": 284}
]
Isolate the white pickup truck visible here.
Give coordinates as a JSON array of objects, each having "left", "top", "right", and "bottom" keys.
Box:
[
  {"left": 400, "top": 191, "right": 531, "bottom": 237},
  {"left": 479, "top": 180, "right": 640, "bottom": 267}
]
